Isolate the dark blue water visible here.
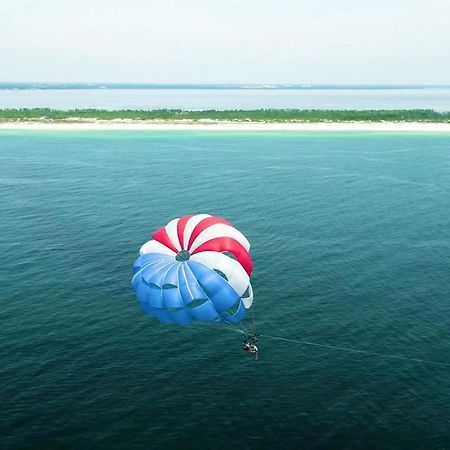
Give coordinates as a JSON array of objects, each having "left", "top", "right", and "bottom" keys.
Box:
[{"left": 1, "top": 131, "right": 450, "bottom": 449}]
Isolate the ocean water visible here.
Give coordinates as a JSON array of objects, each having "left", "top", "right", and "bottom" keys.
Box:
[
  {"left": 1, "top": 131, "right": 450, "bottom": 449},
  {"left": 0, "top": 85, "right": 449, "bottom": 111}
]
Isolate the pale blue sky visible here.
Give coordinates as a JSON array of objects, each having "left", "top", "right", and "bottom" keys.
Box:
[{"left": 0, "top": 0, "right": 448, "bottom": 83}]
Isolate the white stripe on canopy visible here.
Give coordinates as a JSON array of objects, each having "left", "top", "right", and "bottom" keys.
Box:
[
  {"left": 165, "top": 218, "right": 181, "bottom": 251},
  {"left": 189, "top": 223, "right": 250, "bottom": 253},
  {"left": 183, "top": 213, "right": 211, "bottom": 250},
  {"left": 139, "top": 239, "right": 176, "bottom": 256},
  {"left": 242, "top": 283, "right": 253, "bottom": 309},
  {"left": 190, "top": 251, "right": 250, "bottom": 298}
]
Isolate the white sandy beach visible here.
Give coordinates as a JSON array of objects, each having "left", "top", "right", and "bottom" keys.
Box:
[{"left": 0, "top": 121, "right": 449, "bottom": 132}]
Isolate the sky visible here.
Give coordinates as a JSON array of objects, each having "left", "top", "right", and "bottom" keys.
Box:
[{"left": 0, "top": 0, "right": 449, "bottom": 84}]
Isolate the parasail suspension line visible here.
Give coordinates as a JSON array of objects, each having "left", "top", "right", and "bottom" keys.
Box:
[
  {"left": 222, "top": 320, "right": 249, "bottom": 335},
  {"left": 250, "top": 308, "right": 256, "bottom": 334},
  {"left": 258, "top": 334, "right": 450, "bottom": 368}
]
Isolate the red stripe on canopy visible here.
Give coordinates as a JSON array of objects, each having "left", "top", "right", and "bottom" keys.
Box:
[
  {"left": 191, "top": 237, "right": 253, "bottom": 275},
  {"left": 177, "top": 214, "right": 194, "bottom": 250},
  {"left": 152, "top": 227, "right": 179, "bottom": 253},
  {"left": 187, "top": 216, "right": 232, "bottom": 250}
]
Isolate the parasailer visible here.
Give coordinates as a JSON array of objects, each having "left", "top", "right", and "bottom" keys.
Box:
[
  {"left": 243, "top": 333, "right": 259, "bottom": 360},
  {"left": 131, "top": 214, "right": 254, "bottom": 331},
  {"left": 250, "top": 344, "right": 259, "bottom": 360}
]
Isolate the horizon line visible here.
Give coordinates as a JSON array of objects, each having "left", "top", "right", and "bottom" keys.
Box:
[{"left": 1, "top": 82, "right": 449, "bottom": 90}]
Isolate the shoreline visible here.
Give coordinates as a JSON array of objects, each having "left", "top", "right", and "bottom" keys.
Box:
[{"left": 0, "top": 121, "right": 450, "bottom": 132}]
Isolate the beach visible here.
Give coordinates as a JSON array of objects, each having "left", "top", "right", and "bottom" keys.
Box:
[{"left": 1, "top": 120, "right": 450, "bottom": 132}]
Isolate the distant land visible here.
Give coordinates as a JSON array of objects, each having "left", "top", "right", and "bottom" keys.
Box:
[
  {"left": 0, "top": 108, "right": 449, "bottom": 123},
  {"left": 1, "top": 83, "right": 450, "bottom": 90}
]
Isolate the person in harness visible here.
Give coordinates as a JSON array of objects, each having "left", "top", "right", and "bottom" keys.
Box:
[
  {"left": 249, "top": 343, "right": 259, "bottom": 360},
  {"left": 242, "top": 334, "right": 259, "bottom": 360}
]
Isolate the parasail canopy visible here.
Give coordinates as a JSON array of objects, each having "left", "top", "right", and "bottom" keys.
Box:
[{"left": 131, "top": 214, "right": 254, "bottom": 326}]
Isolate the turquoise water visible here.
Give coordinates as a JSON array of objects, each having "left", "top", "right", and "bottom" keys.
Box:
[{"left": 1, "top": 131, "right": 450, "bottom": 449}]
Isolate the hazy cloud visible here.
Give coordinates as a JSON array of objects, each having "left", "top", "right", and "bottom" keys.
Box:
[{"left": 0, "top": 0, "right": 448, "bottom": 83}]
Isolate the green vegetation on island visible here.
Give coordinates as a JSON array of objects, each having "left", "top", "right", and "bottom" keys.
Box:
[{"left": 0, "top": 108, "right": 448, "bottom": 123}]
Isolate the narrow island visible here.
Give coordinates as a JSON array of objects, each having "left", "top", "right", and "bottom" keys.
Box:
[{"left": 0, "top": 108, "right": 449, "bottom": 131}]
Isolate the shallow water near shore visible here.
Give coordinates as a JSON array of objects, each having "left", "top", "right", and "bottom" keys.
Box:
[{"left": 1, "top": 131, "right": 450, "bottom": 449}]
